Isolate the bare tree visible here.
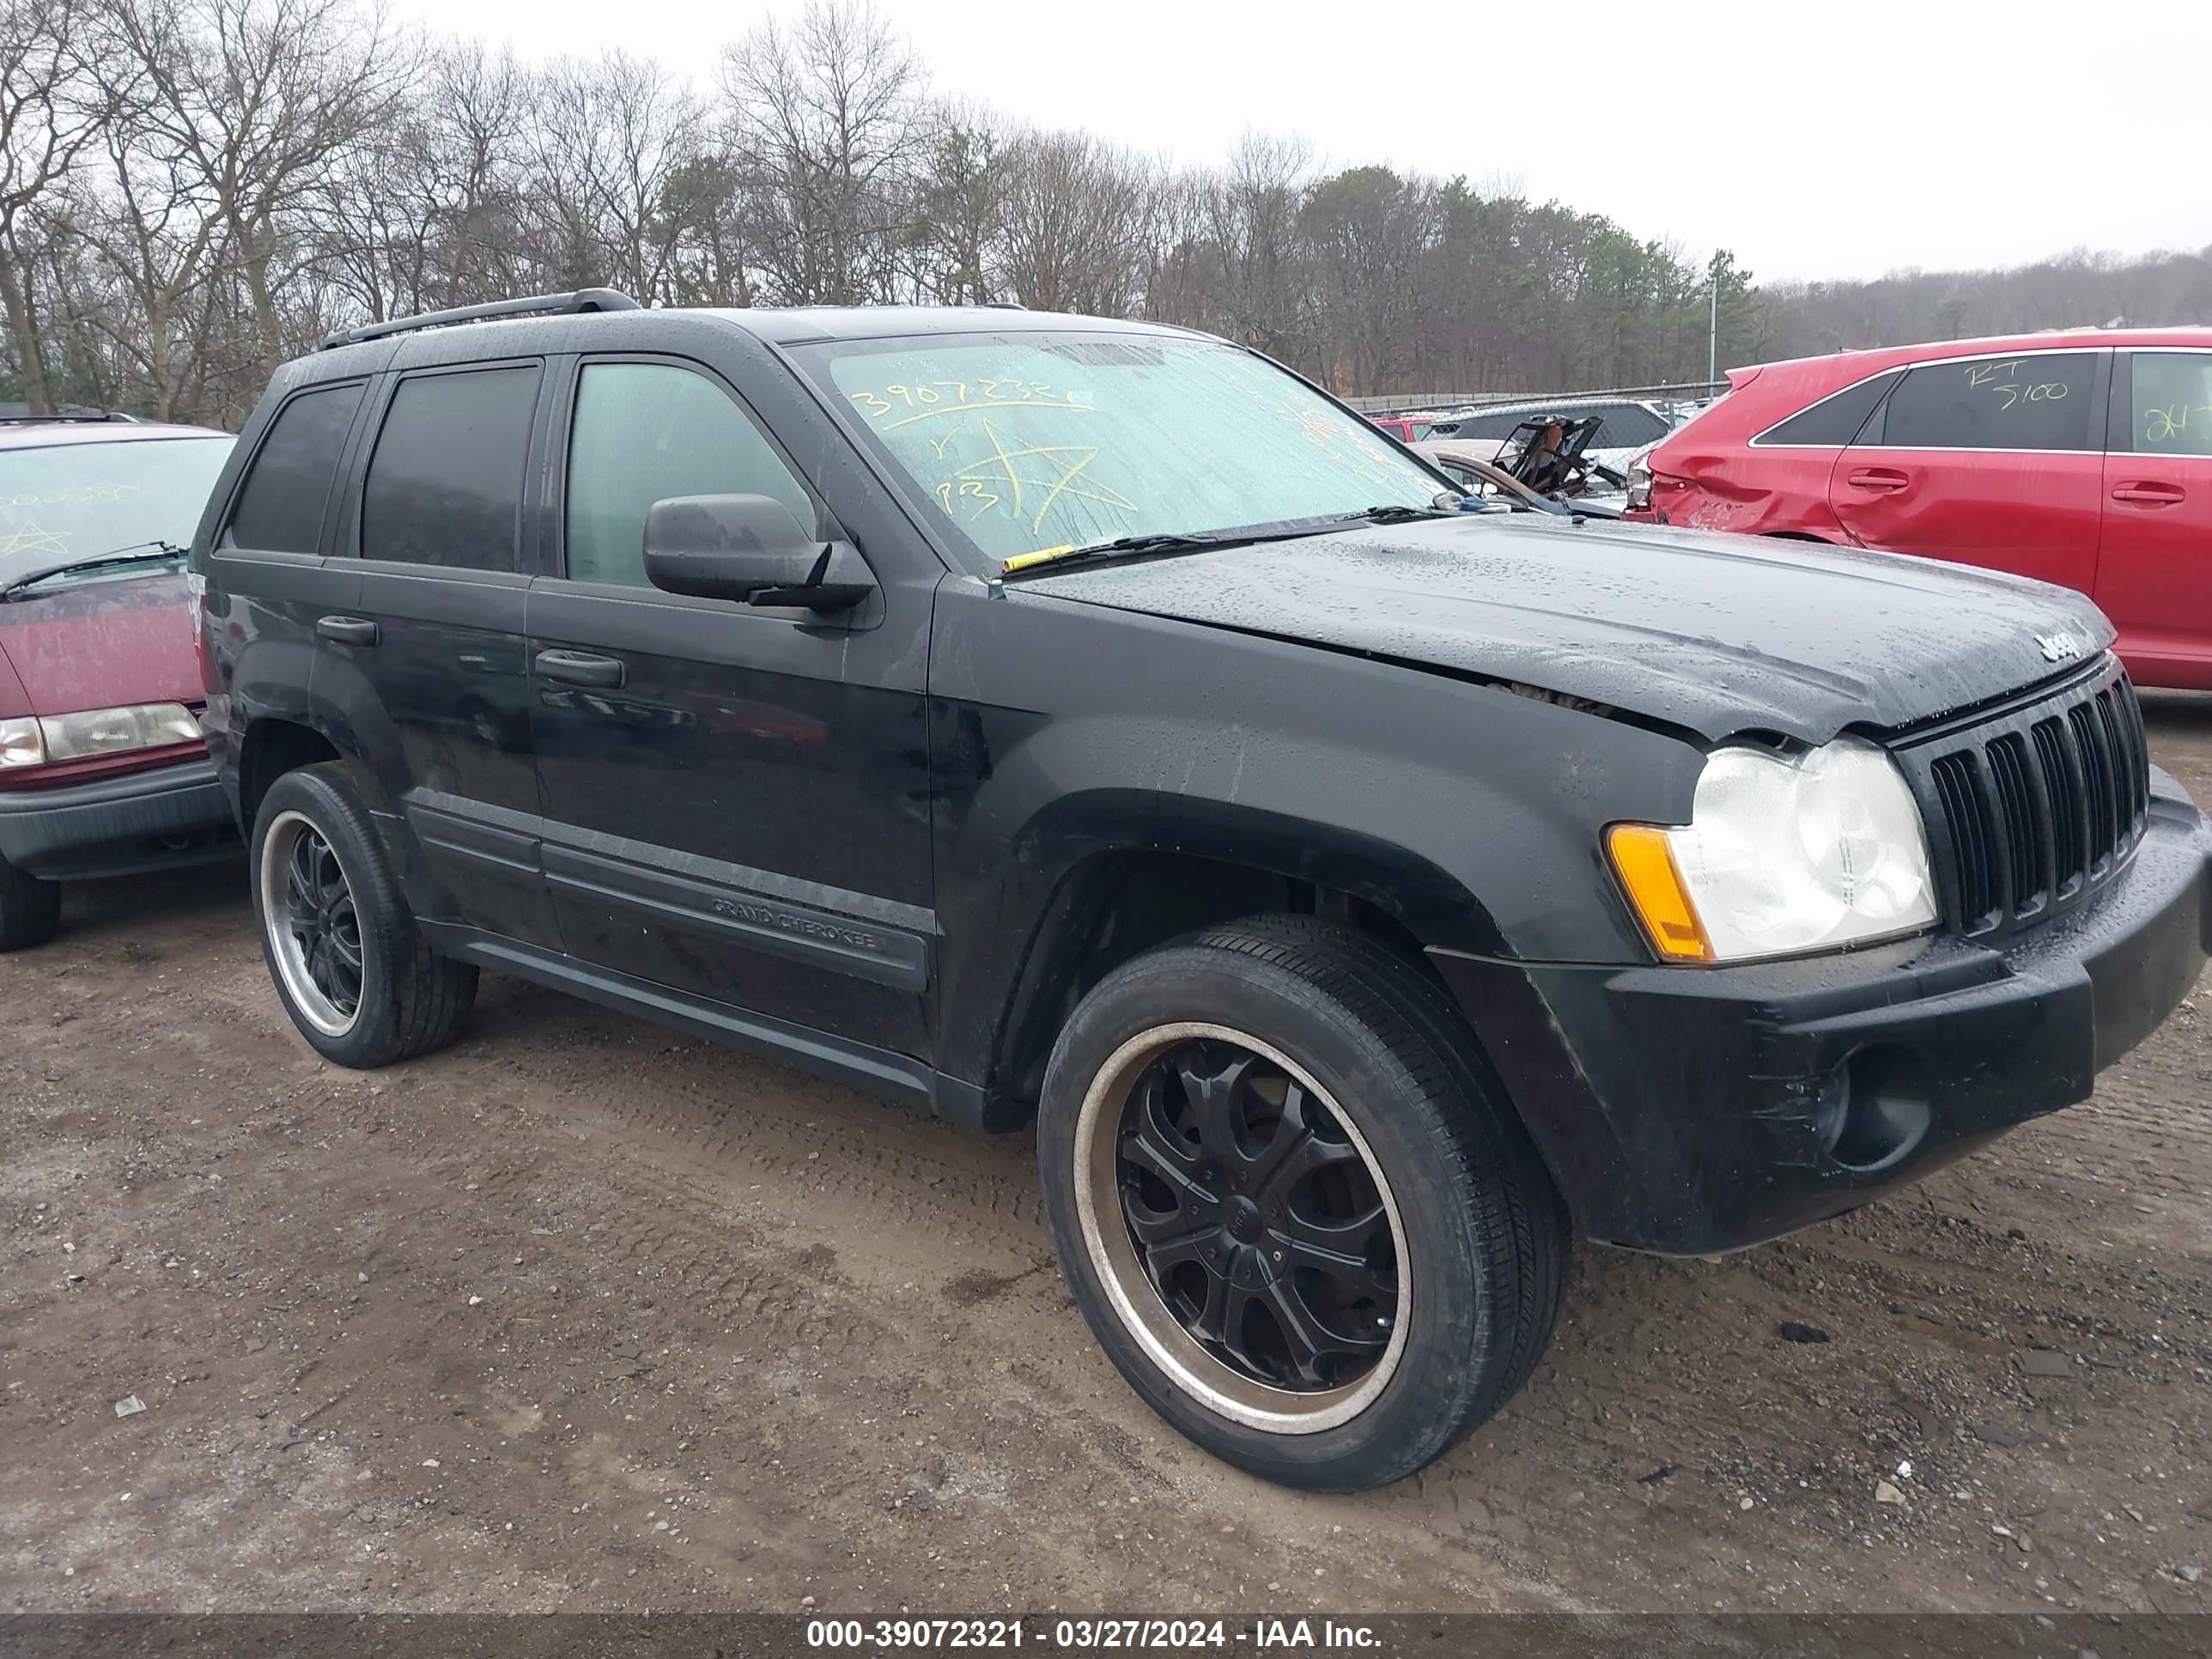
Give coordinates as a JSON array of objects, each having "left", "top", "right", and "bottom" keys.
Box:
[
  {"left": 995, "top": 130, "right": 1152, "bottom": 315},
  {"left": 521, "top": 51, "right": 700, "bottom": 302},
  {"left": 1194, "top": 130, "right": 1315, "bottom": 360},
  {"left": 0, "top": 0, "right": 103, "bottom": 411},
  {"left": 902, "top": 99, "right": 1000, "bottom": 305},
  {"left": 100, "top": 0, "right": 414, "bottom": 374},
  {"left": 309, "top": 40, "right": 536, "bottom": 321},
  {"left": 717, "top": 0, "right": 933, "bottom": 305}
]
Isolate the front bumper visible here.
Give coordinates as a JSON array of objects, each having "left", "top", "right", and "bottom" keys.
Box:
[
  {"left": 1434, "top": 769, "right": 2212, "bottom": 1255},
  {"left": 0, "top": 757, "right": 238, "bottom": 880}
]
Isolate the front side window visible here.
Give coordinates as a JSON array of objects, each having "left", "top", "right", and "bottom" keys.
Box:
[
  {"left": 564, "top": 362, "right": 816, "bottom": 588},
  {"left": 799, "top": 332, "right": 1443, "bottom": 570},
  {"left": 0, "top": 435, "right": 234, "bottom": 587},
  {"left": 360, "top": 365, "right": 540, "bottom": 571},
  {"left": 228, "top": 384, "right": 362, "bottom": 555},
  {"left": 1873, "top": 352, "right": 2098, "bottom": 452},
  {"left": 2128, "top": 354, "right": 2212, "bottom": 458}
]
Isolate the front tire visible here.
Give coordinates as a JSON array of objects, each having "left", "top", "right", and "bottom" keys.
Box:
[
  {"left": 1036, "top": 915, "right": 1567, "bottom": 1491},
  {"left": 250, "top": 763, "right": 477, "bottom": 1067},
  {"left": 0, "top": 852, "right": 61, "bottom": 951}
]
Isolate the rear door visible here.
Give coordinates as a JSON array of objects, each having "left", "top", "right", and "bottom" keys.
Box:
[
  {"left": 335, "top": 358, "right": 560, "bottom": 945},
  {"left": 527, "top": 353, "right": 936, "bottom": 1058},
  {"left": 2097, "top": 350, "right": 2212, "bottom": 689},
  {"left": 1828, "top": 349, "right": 2106, "bottom": 594},
  {"left": 204, "top": 378, "right": 374, "bottom": 705}
]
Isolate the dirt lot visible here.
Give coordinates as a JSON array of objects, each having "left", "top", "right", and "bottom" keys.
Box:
[{"left": 3, "top": 697, "right": 2209, "bottom": 1618}]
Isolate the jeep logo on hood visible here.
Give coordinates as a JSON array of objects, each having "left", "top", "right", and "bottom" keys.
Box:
[{"left": 2037, "top": 630, "right": 2087, "bottom": 664}]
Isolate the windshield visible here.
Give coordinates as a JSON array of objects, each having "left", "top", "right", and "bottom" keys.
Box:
[
  {"left": 0, "top": 434, "right": 234, "bottom": 590},
  {"left": 799, "top": 332, "right": 1445, "bottom": 569}
]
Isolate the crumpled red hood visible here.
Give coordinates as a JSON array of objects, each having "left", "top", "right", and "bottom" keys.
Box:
[{"left": 0, "top": 571, "right": 203, "bottom": 718}]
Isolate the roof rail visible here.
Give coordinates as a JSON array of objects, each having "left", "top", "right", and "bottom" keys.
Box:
[
  {"left": 322, "top": 288, "right": 642, "bottom": 350},
  {"left": 0, "top": 410, "right": 138, "bottom": 425}
]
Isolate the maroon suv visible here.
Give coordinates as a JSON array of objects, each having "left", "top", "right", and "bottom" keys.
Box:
[{"left": 0, "top": 414, "right": 238, "bottom": 948}]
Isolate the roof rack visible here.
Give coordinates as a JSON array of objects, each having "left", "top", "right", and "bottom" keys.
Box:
[
  {"left": 0, "top": 410, "right": 139, "bottom": 425},
  {"left": 322, "top": 288, "right": 641, "bottom": 350}
]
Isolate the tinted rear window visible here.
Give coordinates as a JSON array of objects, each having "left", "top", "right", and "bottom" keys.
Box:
[
  {"left": 1449, "top": 411, "right": 1525, "bottom": 440},
  {"left": 228, "top": 384, "right": 364, "bottom": 554},
  {"left": 360, "top": 366, "right": 540, "bottom": 570},
  {"left": 1587, "top": 404, "right": 1668, "bottom": 447},
  {"left": 1873, "top": 353, "right": 2099, "bottom": 452},
  {"left": 1758, "top": 370, "right": 1901, "bottom": 447},
  {"left": 1443, "top": 406, "right": 1664, "bottom": 447}
]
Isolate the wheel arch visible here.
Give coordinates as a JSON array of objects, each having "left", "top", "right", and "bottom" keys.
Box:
[
  {"left": 236, "top": 717, "right": 343, "bottom": 833},
  {"left": 969, "top": 798, "right": 1510, "bottom": 1126}
]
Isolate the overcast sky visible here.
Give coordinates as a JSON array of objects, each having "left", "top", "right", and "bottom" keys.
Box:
[{"left": 404, "top": 0, "right": 2212, "bottom": 284}]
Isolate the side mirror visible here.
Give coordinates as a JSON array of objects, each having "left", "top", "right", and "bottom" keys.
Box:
[{"left": 641, "top": 495, "right": 876, "bottom": 615}]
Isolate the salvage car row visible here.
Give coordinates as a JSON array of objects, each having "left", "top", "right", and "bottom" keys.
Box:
[{"left": 7, "top": 300, "right": 2210, "bottom": 1496}]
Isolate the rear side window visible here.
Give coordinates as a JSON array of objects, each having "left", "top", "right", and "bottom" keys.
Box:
[
  {"left": 227, "top": 382, "right": 364, "bottom": 554},
  {"left": 1587, "top": 404, "right": 1668, "bottom": 447},
  {"left": 360, "top": 365, "right": 541, "bottom": 570},
  {"left": 1757, "top": 370, "right": 1900, "bottom": 447},
  {"left": 1872, "top": 353, "right": 2098, "bottom": 452},
  {"left": 1449, "top": 411, "right": 1525, "bottom": 440},
  {"left": 563, "top": 362, "right": 817, "bottom": 588},
  {"left": 2127, "top": 354, "right": 2212, "bottom": 457}
]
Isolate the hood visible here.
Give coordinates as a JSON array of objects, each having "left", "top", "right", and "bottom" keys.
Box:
[
  {"left": 1017, "top": 515, "right": 2115, "bottom": 744},
  {"left": 0, "top": 571, "right": 204, "bottom": 716}
]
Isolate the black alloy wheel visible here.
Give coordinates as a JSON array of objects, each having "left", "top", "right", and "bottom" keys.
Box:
[{"left": 1111, "top": 1036, "right": 1400, "bottom": 1395}]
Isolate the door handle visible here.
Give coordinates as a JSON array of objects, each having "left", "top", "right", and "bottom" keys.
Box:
[
  {"left": 316, "top": 616, "right": 380, "bottom": 646},
  {"left": 534, "top": 649, "right": 626, "bottom": 689},
  {"left": 1845, "top": 467, "right": 1911, "bottom": 494},
  {"left": 2111, "top": 482, "right": 2185, "bottom": 506}
]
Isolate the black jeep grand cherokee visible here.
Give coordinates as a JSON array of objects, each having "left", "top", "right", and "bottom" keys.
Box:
[{"left": 195, "top": 290, "right": 2211, "bottom": 1491}]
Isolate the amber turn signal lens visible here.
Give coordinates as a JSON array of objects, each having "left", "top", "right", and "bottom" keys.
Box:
[{"left": 1607, "top": 823, "right": 1715, "bottom": 963}]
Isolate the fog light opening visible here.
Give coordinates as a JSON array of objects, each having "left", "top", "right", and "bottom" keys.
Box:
[{"left": 1822, "top": 1045, "right": 1932, "bottom": 1173}]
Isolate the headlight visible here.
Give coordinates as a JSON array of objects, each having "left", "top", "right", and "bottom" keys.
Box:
[
  {"left": 1607, "top": 737, "right": 1937, "bottom": 963},
  {"left": 25, "top": 702, "right": 203, "bottom": 765}
]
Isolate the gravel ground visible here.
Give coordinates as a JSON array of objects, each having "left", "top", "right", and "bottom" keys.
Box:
[{"left": 3, "top": 694, "right": 2209, "bottom": 1616}]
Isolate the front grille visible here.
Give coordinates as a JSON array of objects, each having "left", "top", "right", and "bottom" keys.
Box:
[{"left": 1893, "top": 661, "right": 2149, "bottom": 942}]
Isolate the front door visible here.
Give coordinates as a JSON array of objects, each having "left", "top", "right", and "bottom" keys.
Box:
[
  {"left": 1828, "top": 350, "right": 2106, "bottom": 597},
  {"left": 527, "top": 356, "right": 935, "bottom": 1058},
  {"left": 2097, "top": 350, "right": 2212, "bottom": 690}
]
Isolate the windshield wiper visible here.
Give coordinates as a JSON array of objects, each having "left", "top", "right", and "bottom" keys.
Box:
[
  {"left": 1002, "top": 504, "right": 1461, "bottom": 580},
  {"left": 1002, "top": 530, "right": 1260, "bottom": 578},
  {"left": 3, "top": 541, "right": 188, "bottom": 599},
  {"left": 1322, "top": 503, "right": 1463, "bottom": 526}
]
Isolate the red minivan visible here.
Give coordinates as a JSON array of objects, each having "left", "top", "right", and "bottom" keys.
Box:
[
  {"left": 0, "top": 416, "right": 238, "bottom": 948},
  {"left": 1626, "top": 329, "right": 2212, "bottom": 690}
]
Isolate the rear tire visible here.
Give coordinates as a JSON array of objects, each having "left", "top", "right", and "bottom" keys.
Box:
[
  {"left": 0, "top": 853, "right": 62, "bottom": 951},
  {"left": 250, "top": 763, "right": 477, "bottom": 1067},
  {"left": 1036, "top": 914, "right": 1568, "bottom": 1491}
]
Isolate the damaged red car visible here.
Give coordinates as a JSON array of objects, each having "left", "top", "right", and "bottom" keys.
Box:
[
  {"left": 0, "top": 415, "right": 238, "bottom": 948},
  {"left": 1625, "top": 329, "right": 2212, "bottom": 690}
]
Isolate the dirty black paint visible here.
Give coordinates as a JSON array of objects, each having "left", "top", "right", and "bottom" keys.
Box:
[{"left": 1021, "top": 514, "right": 2119, "bottom": 746}]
